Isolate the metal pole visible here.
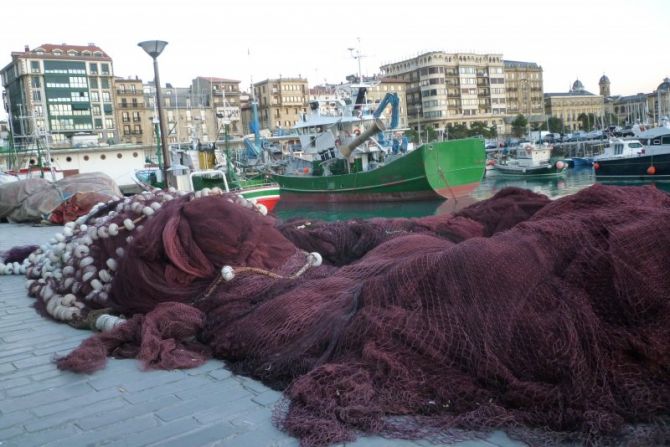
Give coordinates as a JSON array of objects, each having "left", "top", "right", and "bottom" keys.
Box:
[{"left": 152, "top": 57, "right": 171, "bottom": 187}]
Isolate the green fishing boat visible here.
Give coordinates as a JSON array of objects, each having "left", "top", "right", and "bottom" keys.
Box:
[
  {"left": 271, "top": 81, "right": 485, "bottom": 203},
  {"left": 273, "top": 137, "right": 486, "bottom": 202}
]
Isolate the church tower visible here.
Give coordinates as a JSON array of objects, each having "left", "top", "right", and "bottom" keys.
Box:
[{"left": 599, "top": 74, "right": 610, "bottom": 97}]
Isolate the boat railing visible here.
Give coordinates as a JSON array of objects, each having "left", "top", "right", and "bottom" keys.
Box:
[{"left": 189, "top": 169, "right": 229, "bottom": 193}]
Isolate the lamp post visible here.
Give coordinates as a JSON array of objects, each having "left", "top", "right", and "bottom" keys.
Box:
[
  {"left": 416, "top": 104, "right": 423, "bottom": 144},
  {"left": 138, "top": 40, "right": 170, "bottom": 187},
  {"left": 217, "top": 112, "right": 238, "bottom": 189}
]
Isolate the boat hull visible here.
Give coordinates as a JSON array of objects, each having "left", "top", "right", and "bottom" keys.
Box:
[
  {"left": 238, "top": 185, "right": 281, "bottom": 212},
  {"left": 272, "top": 139, "right": 485, "bottom": 203},
  {"left": 493, "top": 163, "right": 567, "bottom": 178},
  {"left": 135, "top": 169, "right": 281, "bottom": 212},
  {"left": 594, "top": 153, "right": 670, "bottom": 179}
]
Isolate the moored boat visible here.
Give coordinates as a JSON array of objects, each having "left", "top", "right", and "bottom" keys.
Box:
[
  {"left": 493, "top": 143, "right": 567, "bottom": 177},
  {"left": 271, "top": 80, "right": 485, "bottom": 202},
  {"left": 593, "top": 123, "right": 670, "bottom": 179},
  {"left": 273, "top": 137, "right": 486, "bottom": 202}
]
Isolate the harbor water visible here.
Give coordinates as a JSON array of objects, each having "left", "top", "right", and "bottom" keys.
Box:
[{"left": 273, "top": 166, "right": 670, "bottom": 221}]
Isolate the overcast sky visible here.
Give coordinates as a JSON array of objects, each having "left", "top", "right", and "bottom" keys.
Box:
[{"left": 2, "top": 0, "right": 669, "bottom": 116}]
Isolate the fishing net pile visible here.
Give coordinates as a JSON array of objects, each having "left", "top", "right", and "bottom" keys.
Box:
[
  {"left": 19, "top": 184, "right": 670, "bottom": 446},
  {"left": 0, "top": 172, "right": 121, "bottom": 224}
]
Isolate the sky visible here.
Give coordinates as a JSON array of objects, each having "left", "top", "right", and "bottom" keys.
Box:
[{"left": 2, "top": 0, "right": 669, "bottom": 116}]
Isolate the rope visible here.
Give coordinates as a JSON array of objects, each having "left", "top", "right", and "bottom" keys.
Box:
[{"left": 193, "top": 251, "right": 321, "bottom": 304}]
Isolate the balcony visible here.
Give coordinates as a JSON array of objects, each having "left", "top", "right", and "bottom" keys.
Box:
[{"left": 116, "top": 89, "right": 142, "bottom": 96}]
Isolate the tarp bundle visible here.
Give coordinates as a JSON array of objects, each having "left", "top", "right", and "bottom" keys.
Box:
[
  {"left": 24, "top": 185, "right": 670, "bottom": 446},
  {"left": 0, "top": 172, "right": 120, "bottom": 223}
]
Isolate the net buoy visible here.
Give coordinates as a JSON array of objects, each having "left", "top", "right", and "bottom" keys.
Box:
[
  {"left": 593, "top": 162, "right": 600, "bottom": 170},
  {"left": 647, "top": 165, "right": 656, "bottom": 175},
  {"left": 555, "top": 160, "right": 565, "bottom": 170}
]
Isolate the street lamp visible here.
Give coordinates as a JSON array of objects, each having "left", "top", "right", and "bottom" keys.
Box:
[
  {"left": 138, "top": 40, "right": 170, "bottom": 187},
  {"left": 416, "top": 104, "right": 423, "bottom": 144},
  {"left": 216, "top": 112, "right": 237, "bottom": 187}
]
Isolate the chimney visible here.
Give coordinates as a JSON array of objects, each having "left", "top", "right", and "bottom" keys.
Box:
[{"left": 24, "top": 45, "right": 29, "bottom": 52}]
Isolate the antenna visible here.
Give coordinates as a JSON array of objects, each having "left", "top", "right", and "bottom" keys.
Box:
[{"left": 348, "top": 37, "right": 367, "bottom": 82}]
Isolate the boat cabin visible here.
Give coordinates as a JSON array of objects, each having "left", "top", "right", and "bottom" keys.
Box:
[
  {"left": 514, "top": 143, "right": 552, "bottom": 167},
  {"left": 595, "top": 139, "right": 644, "bottom": 160}
]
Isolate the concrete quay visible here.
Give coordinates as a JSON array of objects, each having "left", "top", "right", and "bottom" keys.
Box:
[{"left": 0, "top": 222, "right": 524, "bottom": 447}]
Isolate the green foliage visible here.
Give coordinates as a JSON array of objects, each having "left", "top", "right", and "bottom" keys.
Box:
[
  {"left": 446, "top": 123, "right": 469, "bottom": 140},
  {"left": 444, "top": 122, "right": 498, "bottom": 140},
  {"left": 577, "top": 113, "right": 597, "bottom": 131},
  {"left": 425, "top": 125, "right": 438, "bottom": 142},
  {"left": 511, "top": 114, "right": 528, "bottom": 138},
  {"left": 548, "top": 116, "right": 563, "bottom": 133},
  {"left": 405, "top": 128, "right": 419, "bottom": 144}
]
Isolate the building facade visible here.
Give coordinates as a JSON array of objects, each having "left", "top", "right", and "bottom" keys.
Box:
[
  {"left": 253, "top": 77, "right": 309, "bottom": 133},
  {"left": 113, "top": 76, "right": 151, "bottom": 146},
  {"left": 142, "top": 82, "right": 217, "bottom": 149},
  {"left": 503, "top": 60, "right": 544, "bottom": 117},
  {"left": 191, "top": 77, "right": 243, "bottom": 137},
  {"left": 1, "top": 43, "right": 116, "bottom": 148},
  {"left": 380, "top": 51, "right": 514, "bottom": 135},
  {"left": 544, "top": 80, "right": 604, "bottom": 132}
]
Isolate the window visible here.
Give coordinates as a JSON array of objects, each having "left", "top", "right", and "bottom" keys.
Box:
[
  {"left": 31, "top": 77, "right": 41, "bottom": 88},
  {"left": 69, "top": 77, "right": 87, "bottom": 88},
  {"left": 101, "top": 63, "right": 109, "bottom": 75},
  {"left": 102, "top": 91, "right": 111, "bottom": 102},
  {"left": 101, "top": 78, "right": 109, "bottom": 89},
  {"left": 91, "top": 91, "right": 99, "bottom": 102},
  {"left": 31, "top": 61, "right": 40, "bottom": 73},
  {"left": 89, "top": 63, "right": 98, "bottom": 74}
]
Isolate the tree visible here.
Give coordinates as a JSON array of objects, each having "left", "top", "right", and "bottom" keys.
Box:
[
  {"left": 425, "top": 125, "right": 437, "bottom": 142},
  {"left": 547, "top": 116, "right": 563, "bottom": 133},
  {"left": 578, "top": 113, "right": 596, "bottom": 131},
  {"left": 446, "top": 123, "right": 469, "bottom": 140},
  {"left": 468, "top": 121, "right": 489, "bottom": 138},
  {"left": 405, "top": 128, "right": 419, "bottom": 144},
  {"left": 511, "top": 114, "right": 528, "bottom": 138}
]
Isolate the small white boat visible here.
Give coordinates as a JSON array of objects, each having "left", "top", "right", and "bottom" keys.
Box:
[{"left": 493, "top": 143, "right": 567, "bottom": 177}]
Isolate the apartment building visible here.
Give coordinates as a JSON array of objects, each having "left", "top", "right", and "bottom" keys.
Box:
[
  {"left": 191, "top": 77, "right": 243, "bottom": 136},
  {"left": 1, "top": 43, "right": 116, "bottom": 147},
  {"left": 142, "top": 82, "right": 217, "bottom": 147},
  {"left": 503, "top": 60, "right": 544, "bottom": 117},
  {"left": 380, "top": 51, "right": 508, "bottom": 134},
  {"left": 253, "top": 77, "right": 308, "bottom": 132},
  {"left": 114, "top": 76, "right": 152, "bottom": 146}
]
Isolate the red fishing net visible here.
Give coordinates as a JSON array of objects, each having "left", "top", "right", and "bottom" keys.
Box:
[{"left": 23, "top": 185, "right": 670, "bottom": 446}]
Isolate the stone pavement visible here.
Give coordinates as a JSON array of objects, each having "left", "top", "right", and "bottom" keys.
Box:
[{"left": 0, "top": 223, "right": 525, "bottom": 447}]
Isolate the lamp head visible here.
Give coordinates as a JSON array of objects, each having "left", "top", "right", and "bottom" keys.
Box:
[{"left": 138, "top": 40, "right": 168, "bottom": 58}]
